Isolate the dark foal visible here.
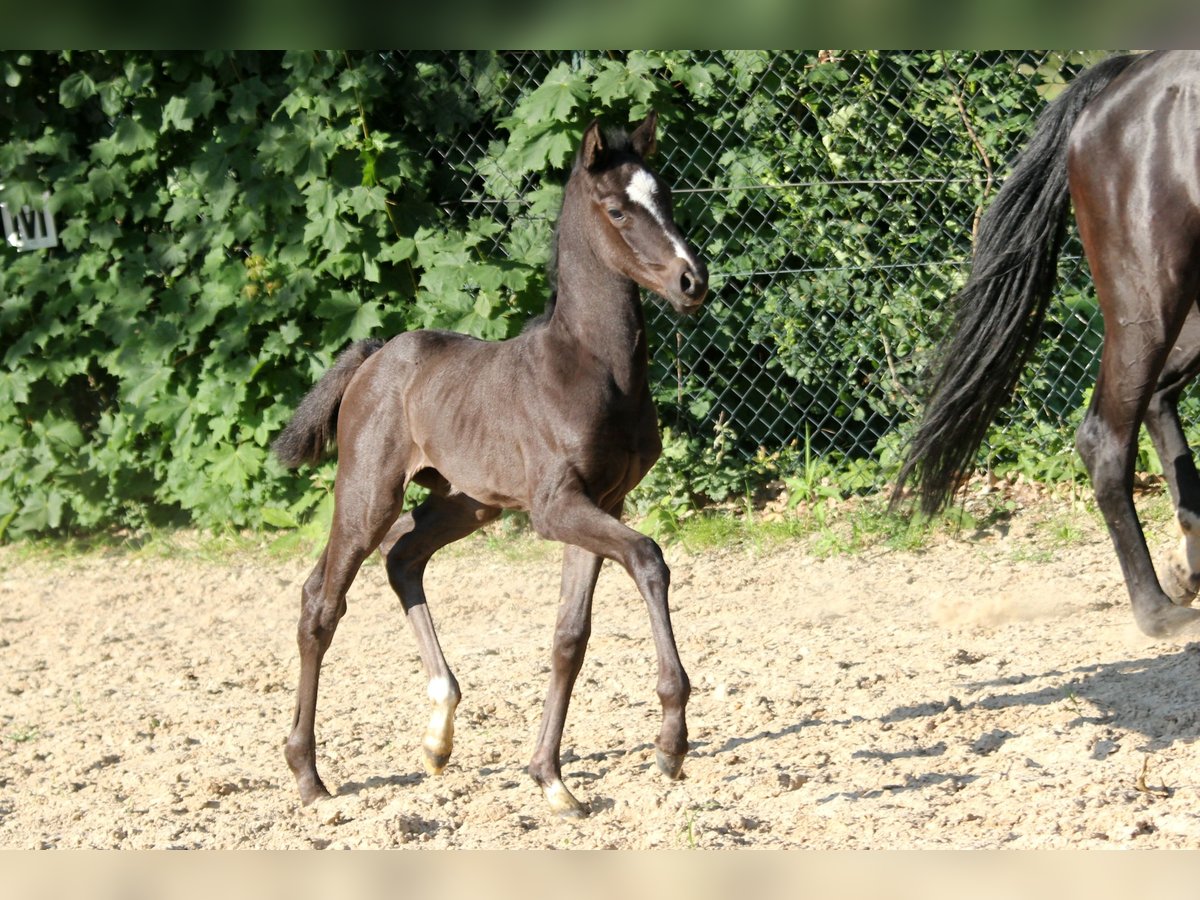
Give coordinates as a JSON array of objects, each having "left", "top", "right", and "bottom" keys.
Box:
[
  {"left": 273, "top": 112, "right": 708, "bottom": 817},
  {"left": 895, "top": 51, "right": 1200, "bottom": 638}
]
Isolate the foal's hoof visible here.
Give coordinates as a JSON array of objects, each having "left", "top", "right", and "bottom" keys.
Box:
[
  {"left": 541, "top": 780, "right": 588, "bottom": 819},
  {"left": 422, "top": 749, "right": 451, "bottom": 776},
  {"left": 296, "top": 779, "right": 332, "bottom": 807},
  {"left": 287, "top": 754, "right": 333, "bottom": 806},
  {"left": 655, "top": 749, "right": 686, "bottom": 780}
]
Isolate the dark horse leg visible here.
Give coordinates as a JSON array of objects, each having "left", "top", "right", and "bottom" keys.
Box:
[
  {"left": 530, "top": 484, "right": 689, "bottom": 814},
  {"left": 1073, "top": 176, "right": 1200, "bottom": 636},
  {"left": 379, "top": 490, "right": 500, "bottom": 775},
  {"left": 1143, "top": 310, "right": 1200, "bottom": 606},
  {"left": 285, "top": 474, "right": 406, "bottom": 805},
  {"left": 528, "top": 542, "right": 605, "bottom": 817}
]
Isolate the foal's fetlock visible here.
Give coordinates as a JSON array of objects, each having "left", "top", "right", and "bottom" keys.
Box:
[
  {"left": 654, "top": 674, "right": 689, "bottom": 779},
  {"left": 421, "top": 725, "right": 454, "bottom": 775},
  {"left": 285, "top": 743, "right": 331, "bottom": 806},
  {"left": 421, "top": 676, "right": 459, "bottom": 775}
]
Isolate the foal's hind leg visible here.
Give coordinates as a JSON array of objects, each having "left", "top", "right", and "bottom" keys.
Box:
[
  {"left": 381, "top": 492, "right": 500, "bottom": 775},
  {"left": 286, "top": 484, "right": 404, "bottom": 804},
  {"left": 1143, "top": 311, "right": 1200, "bottom": 606}
]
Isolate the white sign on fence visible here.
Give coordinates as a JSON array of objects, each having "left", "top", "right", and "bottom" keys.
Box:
[{"left": 1, "top": 192, "right": 58, "bottom": 251}]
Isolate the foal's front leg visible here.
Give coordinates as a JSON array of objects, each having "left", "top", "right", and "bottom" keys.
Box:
[
  {"left": 531, "top": 487, "right": 690, "bottom": 804},
  {"left": 528, "top": 544, "right": 603, "bottom": 817}
]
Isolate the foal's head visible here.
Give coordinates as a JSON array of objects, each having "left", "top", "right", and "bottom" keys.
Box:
[{"left": 568, "top": 111, "right": 708, "bottom": 314}]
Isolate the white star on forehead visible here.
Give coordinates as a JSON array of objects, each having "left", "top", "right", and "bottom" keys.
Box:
[
  {"left": 625, "top": 168, "right": 693, "bottom": 262},
  {"left": 626, "top": 168, "right": 659, "bottom": 212}
]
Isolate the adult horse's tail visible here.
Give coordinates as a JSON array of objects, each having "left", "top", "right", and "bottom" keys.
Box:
[
  {"left": 892, "top": 54, "right": 1139, "bottom": 516},
  {"left": 272, "top": 339, "right": 385, "bottom": 468}
]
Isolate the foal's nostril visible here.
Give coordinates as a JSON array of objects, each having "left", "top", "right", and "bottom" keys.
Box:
[{"left": 680, "top": 271, "right": 694, "bottom": 295}]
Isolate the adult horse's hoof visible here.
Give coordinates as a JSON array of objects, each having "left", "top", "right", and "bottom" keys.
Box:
[
  {"left": 655, "top": 749, "right": 686, "bottom": 780},
  {"left": 1161, "top": 556, "right": 1200, "bottom": 607},
  {"left": 1133, "top": 595, "right": 1200, "bottom": 638}
]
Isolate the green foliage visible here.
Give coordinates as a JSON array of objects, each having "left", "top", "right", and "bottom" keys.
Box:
[
  {"left": 0, "top": 51, "right": 551, "bottom": 538},
  {"left": 0, "top": 51, "right": 1130, "bottom": 541},
  {"left": 642, "top": 51, "right": 1116, "bottom": 473}
]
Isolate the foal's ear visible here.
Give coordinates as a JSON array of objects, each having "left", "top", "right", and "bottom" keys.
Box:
[
  {"left": 630, "top": 110, "right": 658, "bottom": 158},
  {"left": 580, "top": 119, "right": 608, "bottom": 170}
]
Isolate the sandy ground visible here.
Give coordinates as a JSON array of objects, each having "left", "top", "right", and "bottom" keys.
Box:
[{"left": 4, "top": 492, "right": 1200, "bottom": 849}]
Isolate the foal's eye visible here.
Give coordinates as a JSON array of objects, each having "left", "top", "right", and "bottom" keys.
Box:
[{"left": 607, "top": 207, "right": 625, "bottom": 221}]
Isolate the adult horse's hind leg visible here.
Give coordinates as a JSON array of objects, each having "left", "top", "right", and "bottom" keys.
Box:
[
  {"left": 1143, "top": 310, "right": 1200, "bottom": 606},
  {"left": 1072, "top": 170, "right": 1200, "bottom": 636},
  {"left": 528, "top": 543, "right": 605, "bottom": 817},
  {"left": 381, "top": 490, "right": 500, "bottom": 776}
]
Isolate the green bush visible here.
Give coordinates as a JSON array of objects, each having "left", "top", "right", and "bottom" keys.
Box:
[
  {"left": 0, "top": 51, "right": 552, "bottom": 538},
  {"left": 0, "top": 51, "right": 1128, "bottom": 540}
]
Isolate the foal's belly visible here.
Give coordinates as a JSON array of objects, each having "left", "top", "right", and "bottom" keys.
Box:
[
  {"left": 409, "top": 466, "right": 526, "bottom": 511},
  {"left": 414, "top": 441, "right": 655, "bottom": 516}
]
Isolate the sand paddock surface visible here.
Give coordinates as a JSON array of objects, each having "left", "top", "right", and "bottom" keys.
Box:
[{"left": 4, "top": 492, "right": 1200, "bottom": 849}]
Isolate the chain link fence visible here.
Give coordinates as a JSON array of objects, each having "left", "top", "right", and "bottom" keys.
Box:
[{"left": 394, "top": 51, "right": 1115, "bottom": 490}]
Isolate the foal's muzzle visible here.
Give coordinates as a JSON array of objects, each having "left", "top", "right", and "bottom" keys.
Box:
[{"left": 669, "top": 256, "right": 708, "bottom": 314}]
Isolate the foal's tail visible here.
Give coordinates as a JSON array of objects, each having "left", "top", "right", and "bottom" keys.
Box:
[
  {"left": 272, "top": 339, "right": 386, "bottom": 468},
  {"left": 892, "top": 54, "right": 1139, "bottom": 517}
]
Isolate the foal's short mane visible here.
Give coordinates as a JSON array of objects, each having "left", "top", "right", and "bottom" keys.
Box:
[{"left": 525, "top": 124, "right": 640, "bottom": 333}]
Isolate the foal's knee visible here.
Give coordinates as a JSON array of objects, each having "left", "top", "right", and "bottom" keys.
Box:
[
  {"left": 550, "top": 617, "right": 592, "bottom": 675},
  {"left": 628, "top": 536, "right": 670, "bottom": 594},
  {"left": 1145, "top": 390, "right": 1171, "bottom": 426},
  {"left": 297, "top": 603, "right": 342, "bottom": 653},
  {"left": 299, "top": 574, "right": 347, "bottom": 643},
  {"left": 657, "top": 664, "right": 690, "bottom": 708}
]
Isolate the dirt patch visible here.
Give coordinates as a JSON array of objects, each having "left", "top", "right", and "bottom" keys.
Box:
[{"left": 3, "top": 499, "right": 1200, "bottom": 848}]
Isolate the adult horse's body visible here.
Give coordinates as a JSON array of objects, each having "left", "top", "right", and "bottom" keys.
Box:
[
  {"left": 273, "top": 112, "right": 708, "bottom": 816},
  {"left": 895, "top": 51, "right": 1200, "bottom": 638}
]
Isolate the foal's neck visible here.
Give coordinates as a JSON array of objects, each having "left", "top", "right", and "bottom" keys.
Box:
[{"left": 549, "top": 217, "right": 650, "bottom": 395}]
